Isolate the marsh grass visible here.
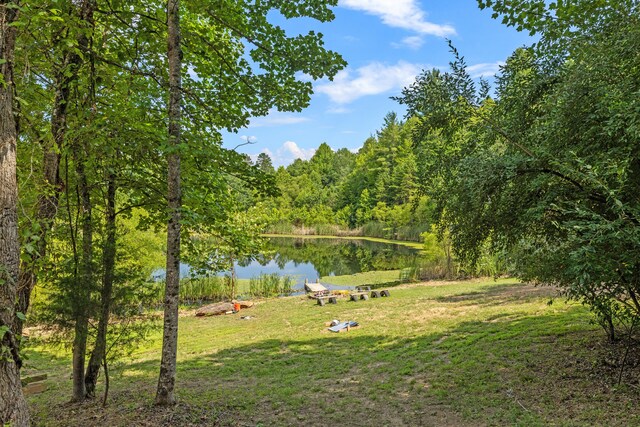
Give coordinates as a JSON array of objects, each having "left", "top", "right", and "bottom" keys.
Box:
[
  {"left": 248, "top": 273, "right": 294, "bottom": 298},
  {"left": 264, "top": 224, "right": 426, "bottom": 242},
  {"left": 180, "top": 276, "right": 232, "bottom": 304},
  {"left": 150, "top": 276, "right": 253, "bottom": 305},
  {"left": 25, "top": 278, "right": 640, "bottom": 426}
]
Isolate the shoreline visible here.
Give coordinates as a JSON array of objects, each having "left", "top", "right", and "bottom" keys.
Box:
[{"left": 261, "top": 233, "right": 424, "bottom": 251}]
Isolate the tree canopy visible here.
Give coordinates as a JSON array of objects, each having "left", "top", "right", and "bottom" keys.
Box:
[{"left": 396, "top": 0, "right": 640, "bottom": 340}]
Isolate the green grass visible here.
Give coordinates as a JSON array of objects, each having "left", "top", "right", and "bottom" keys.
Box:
[
  {"left": 24, "top": 278, "right": 639, "bottom": 426},
  {"left": 322, "top": 270, "right": 402, "bottom": 287}
]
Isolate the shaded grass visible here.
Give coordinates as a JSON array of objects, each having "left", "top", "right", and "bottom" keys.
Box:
[{"left": 25, "top": 278, "right": 640, "bottom": 426}]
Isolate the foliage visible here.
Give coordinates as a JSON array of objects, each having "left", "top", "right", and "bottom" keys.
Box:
[
  {"left": 29, "top": 234, "right": 158, "bottom": 363},
  {"left": 397, "top": 2, "right": 640, "bottom": 340},
  {"left": 9, "top": 0, "right": 347, "bottom": 407},
  {"left": 257, "top": 115, "right": 432, "bottom": 242}
]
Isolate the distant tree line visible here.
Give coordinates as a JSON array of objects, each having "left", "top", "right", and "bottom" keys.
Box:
[{"left": 253, "top": 113, "right": 434, "bottom": 242}]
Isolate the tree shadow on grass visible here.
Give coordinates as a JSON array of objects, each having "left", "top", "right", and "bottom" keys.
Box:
[
  {"left": 35, "top": 312, "right": 638, "bottom": 426},
  {"left": 434, "top": 282, "right": 561, "bottom": 307},
  {"left": 28, "top": 282, "right": 638, "bottom": 427}
]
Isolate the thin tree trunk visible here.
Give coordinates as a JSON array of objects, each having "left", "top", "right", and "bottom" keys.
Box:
[
  {"left": 16, "top": 0, "right": 96, "bottom": 336},
  {"left": 85, "top": 169, "right": 116, "bottom": 398},
  {"left": 71, "top": 141, "right": 93, "bottom": 401},
  {"left": 0, "top": 1, "right": 29, "bottom": 425},
  {"left": 156, "top": 0, "right": 182, "bottom": 406}
]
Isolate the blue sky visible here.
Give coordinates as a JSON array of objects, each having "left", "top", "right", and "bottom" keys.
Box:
[{"left": 222, "top": 0, "right": 534, "bottom": 166}]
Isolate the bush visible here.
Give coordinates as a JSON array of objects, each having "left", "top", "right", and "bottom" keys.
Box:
[
  {"left": 265, "top": 221, "right": 294, "bottom": 234},
  {"left": 361, "top": 221, "right": 387, "bottom": 239}
]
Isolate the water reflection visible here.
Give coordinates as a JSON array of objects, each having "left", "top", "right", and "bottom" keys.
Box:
[{"left": 233, "top": 237, "right": 419, "bottom": 285}]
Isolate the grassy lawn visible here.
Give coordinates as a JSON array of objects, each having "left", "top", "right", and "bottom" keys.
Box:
[
  {"left": 24, "top": 278, "right": 639, "bottom": 426},
  {"left": 322, "top": 270, "right": 402, "bottom": 287}
]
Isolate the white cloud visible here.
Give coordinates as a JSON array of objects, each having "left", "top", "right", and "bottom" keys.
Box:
[
  {"left": 315, "top": 61, "right": 422, "bottom": 104},
  {"left": 280, "top": 141, "right": 315, "bottom": 161},
  {"left": 249, "top": 111, "right": 310, "bottom": 128},
  {"left": 340, "top": 0, "right": 456, "bottom": 37},
  {"left": 250, "top": 141, "right": 316, "bottom": 167},
  {"left": 239, "top": 135, "right": 257, "bottom": 143},
  {"left": 467, "top": 62, "right": 505, "bottom": 78},
  {"left": 392, "top": 35, "right": 425, "bottom": 50},
  {"left": 327, "top": 106, "right": 352, "bottom": 114}
]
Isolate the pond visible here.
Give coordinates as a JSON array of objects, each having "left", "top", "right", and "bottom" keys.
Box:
[
  {"left": 156, "top": 237, "right": 422, "bottom": 290},
  {"left": 233, "top": 237, "right": 420, "bottom": 289}
]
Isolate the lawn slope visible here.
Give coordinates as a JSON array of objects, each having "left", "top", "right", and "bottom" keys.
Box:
[{"left": 25, "top": 279, "right": 639, "bottom": 426}]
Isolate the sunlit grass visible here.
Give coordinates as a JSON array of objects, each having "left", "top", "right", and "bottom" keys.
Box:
[
  {"left": 25, "top": 278, "right": 637, "bottom": 426},
  {"left": 321, "top": 270, "right": 402, "bottom": 287}
]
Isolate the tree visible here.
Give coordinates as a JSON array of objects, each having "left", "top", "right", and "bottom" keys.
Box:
[
  {"left": 156, "top": 0, "right": 183, "bottom": 406},
  {"left": 476, "top": 0, "right": 639, "bottom": 54},
  {"left": 152, "top": 0, "right": 345, "bottom": 404},
  {"left": 256, "top": 152, "right": 275, "bottom": 174},
  {"left": 398, "top": 1, "right": 640, "bottom": 341},
  {"left": 310, "top": 142, "right": 335, "bottom": 187},
  {"left": 0, "top": 0, "right": 29, "bottom": 424},
  {"left": 16, "top": 0, "right": 98, "bottom": 342}
]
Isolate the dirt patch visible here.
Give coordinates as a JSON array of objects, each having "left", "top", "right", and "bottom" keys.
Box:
[{"left": 587, "top": 337, "right": 640, "bottom": 391}]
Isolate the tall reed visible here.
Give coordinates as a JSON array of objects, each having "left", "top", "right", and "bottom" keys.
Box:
[
  {"left": 248, "top": 273, "right": 294, "bottom": 298},
  {"left": 151, "top": 275, "right": 233, "bottom": 305}
]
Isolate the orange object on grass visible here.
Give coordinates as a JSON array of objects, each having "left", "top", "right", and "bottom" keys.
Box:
[{"left": 234, "top": 303, "right": 241, "bottom": 312}]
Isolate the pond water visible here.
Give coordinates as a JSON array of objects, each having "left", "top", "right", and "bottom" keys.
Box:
[
  {"left": 156, "top": 237, "right": 421, "bottom": 290},
  {"left": 234, "top": 237, "right": 419, "bottom": 289}
]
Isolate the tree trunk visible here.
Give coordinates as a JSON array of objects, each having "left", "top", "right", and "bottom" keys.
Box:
[
  {"left": 0, "top": 1, "right": 29, "bottom": 425},
  {"left": 156, "top": 0, "right": 182, "bottom": 406},
  {"left": 16, "top": 0, "right": 96, "bottom": 336},
  {"left": 71, "top": 141, "right": 93, "bottom": 402},
  {"left": 85, "top": 169, "right": 116, "bottom": 398}
]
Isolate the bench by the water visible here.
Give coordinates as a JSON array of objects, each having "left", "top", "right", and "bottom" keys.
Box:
[
  {"left": 305, "top": 279, "right": 390, "bottom": 305},
  {"left": 350, "top": 286, "right": 390, "bottom": 301},
  {"left": 371, "top": 289, "right": 391, "bottom": 298},
  {"left": 305, "top": 279, "right": 339, "bottom": 306},
  {"left": 315, "top": 293, "right": 338, "bottom": 306},
  {"left": 349, "top": 285, "right": 371, "bottom": 301}
]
